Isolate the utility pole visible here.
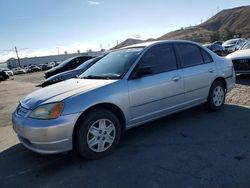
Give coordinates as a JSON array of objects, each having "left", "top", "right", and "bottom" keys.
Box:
[{"left": 14, "top": 46, "right": 21, "bottom": 67}]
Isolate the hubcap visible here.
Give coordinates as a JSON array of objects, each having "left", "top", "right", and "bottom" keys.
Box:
[
  {"left": 212, "top": 86, "right": 225, "bottom": 107},
  {"left": 87, "top": 119, "right": 116, "bottom": 152}
]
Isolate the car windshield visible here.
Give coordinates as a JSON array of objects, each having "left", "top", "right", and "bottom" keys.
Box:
[
  {"left": 80, "top": 48, "right": 143, "bottom": 79},
  {"left": 76, "top": 56, "right": 103, "bottom": 70},
  {"left": 58, "top": 57, "right": 77, "bottom": 67},
  {"left": 223, "top": 39, "right": 238, "bottom": 45},
  {"left": 241, "top": 41, "right": 250, "bottom": 50}
]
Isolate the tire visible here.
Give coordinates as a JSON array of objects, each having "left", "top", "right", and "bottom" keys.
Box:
[
  {"left": 206, "top": 81, "right": 226, "bottom": 111},
  {"left": 75, "top": 108, "right": 121, "bottom": 160}
]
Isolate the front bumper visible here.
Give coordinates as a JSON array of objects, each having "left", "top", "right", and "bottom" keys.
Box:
[{"left": 12, "top": 112, "right": 81, "bottom": 154}]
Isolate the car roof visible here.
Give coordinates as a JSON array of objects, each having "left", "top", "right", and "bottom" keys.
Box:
[{"left": 122, "top": 40, "right": 200, "bottom": 49}]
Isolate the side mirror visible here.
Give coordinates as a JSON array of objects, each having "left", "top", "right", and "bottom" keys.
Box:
[{"left": 132, "top": 66, "right": 153, "bottom": 79}]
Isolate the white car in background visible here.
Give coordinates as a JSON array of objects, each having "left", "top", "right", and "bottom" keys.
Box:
[
  {"left": 226, "top": 41, "right": 250, "bottom": 74},
  {"left": 0, "top": 68, "right": 14, "bottom": 76},
  {"left": 12, "top": 67, "right": 27, "bottom": 75},
  {"left": 222, "top": 38, "right": 247, "bottom": 53}
]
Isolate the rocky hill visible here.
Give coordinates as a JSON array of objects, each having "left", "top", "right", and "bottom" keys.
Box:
[
  {"left": 112, "top": 38, "right": 144, "bottom": 49},
  {"left": 113, "top": 5, "right": 250, "bottom": 49}
]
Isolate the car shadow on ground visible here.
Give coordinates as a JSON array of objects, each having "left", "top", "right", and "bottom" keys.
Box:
[
  {"left": 1, "top": 104, "right": 250, "bottom": 188},
  {"left": 236, "top": 74, "right": 250, "bottom": 86}
]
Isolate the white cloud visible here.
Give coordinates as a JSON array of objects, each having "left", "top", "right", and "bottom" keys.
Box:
[
  {"left": 0, "top": 42, "right": 100, "bottom": 63},
  {"left": 87, "top": 1, "right": 100, "bottom": 5},
  {"left": 132, "top": 34, "right": 143, "bottom": 39}
]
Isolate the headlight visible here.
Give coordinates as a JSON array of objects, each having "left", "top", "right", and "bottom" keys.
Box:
[{"left": 29, "top": 102, "right": 64, "bottom": 119}]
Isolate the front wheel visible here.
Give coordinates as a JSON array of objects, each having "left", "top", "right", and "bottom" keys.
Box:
[
  {"left": 206, "top": 81, "right": 226, "bottom": 111},
  {"left": 75, "top": 108, "right": 121, "bottom": 160}
]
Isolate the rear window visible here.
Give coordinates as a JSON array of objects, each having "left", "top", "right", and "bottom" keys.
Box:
[
  {"left": 176, "top": 43, "right": 204, "bottom": 67},
  {"left": 138, "top": 43, "right": 177, "bottom": 74},
  {"left": 200, "top": 48, "right": 213, "bottom": 63}
]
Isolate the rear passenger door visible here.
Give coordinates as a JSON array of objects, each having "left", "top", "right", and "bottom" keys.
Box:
[
  {"left": 128, "top": 43, "right": 184, "bottom": 124},
  {"left": 175, "top": 43, "right": 216, "bottom": 105}
]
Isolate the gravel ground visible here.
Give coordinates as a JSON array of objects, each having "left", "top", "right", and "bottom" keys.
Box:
[{"left": 226, "top": 74, "right": 250, "bottom": 106}]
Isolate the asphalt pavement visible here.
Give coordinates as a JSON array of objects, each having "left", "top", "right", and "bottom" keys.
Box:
[{"left": 1, "top": 104, "right": 250, "bottom": 188}]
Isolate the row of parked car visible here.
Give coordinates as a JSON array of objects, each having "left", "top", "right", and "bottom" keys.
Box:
[
  {"left": 13, "top": 62, "right": 56, "bottom": 74},
  {"left": 203, "top": 38, "right": 248, "bottom": 56},
  {"left": 0, "top": 62, "right": 59, "bottom": 81},
  {"left": 203, "top": 38, "right": 250, "bottom": 75}
]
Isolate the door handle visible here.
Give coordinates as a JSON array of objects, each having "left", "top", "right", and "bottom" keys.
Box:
[
  {"left": 172, "top": 76, "right": 180, "bottom": 82},
  {"left": 208, "top": 68, "right": 215, "bottom": 73}
]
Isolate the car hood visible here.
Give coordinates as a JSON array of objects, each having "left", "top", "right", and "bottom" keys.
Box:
[
  {"left": 226, "top": 49, "right": 250, "bottom": 60},
  {"left": 22, "top": 78, "right": 117, "bottom": 109}
]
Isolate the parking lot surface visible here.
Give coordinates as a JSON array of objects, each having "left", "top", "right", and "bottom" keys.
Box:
[{"left": 0, "top": 72, "right": 250, "bottom": 188}]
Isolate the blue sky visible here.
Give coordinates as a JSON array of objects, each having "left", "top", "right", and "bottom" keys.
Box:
[{"left": 0, "top": 0, "right": 249, "bottom": 62}]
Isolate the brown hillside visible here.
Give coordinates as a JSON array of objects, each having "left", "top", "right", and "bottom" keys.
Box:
[
  {"left": 200, "top": 6, "right": 250, "bottom": 32},
  {"left": 159, "top": 5, "right": 250, "bottom": 41},
  {"left": 157, "top": 27, "right": 212, "bottom": 42},
  {"left": 113, "top": 5, "right": 250, "bottom": 49},
  {"left": 112, "top": 38, "right": 144, "bottom": 49}
]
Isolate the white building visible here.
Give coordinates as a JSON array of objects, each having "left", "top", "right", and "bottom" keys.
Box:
[{"left": 6, "top": 51, "right": 103, "bottom": 69}]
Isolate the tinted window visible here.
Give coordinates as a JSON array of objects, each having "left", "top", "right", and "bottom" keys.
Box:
[
  {"left": 81, "top": 48, "right": 142, "bottom": 79},
  {"left": 76, "top": 56, "right": 103, "bottom": 70},
  {"left": 176, "top": 43, "right": 203, "bottom": 67},
  {"left": 200, "top": 48, "right": 213, "bottom": 63},
  {"left": 138, "top": 43, "right": 177, "bottom": 74}
]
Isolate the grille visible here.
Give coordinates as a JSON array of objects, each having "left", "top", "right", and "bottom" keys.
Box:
[
  {"left": 16, "top": 103, "right": 29, "bottom": 117},
  {"left": 232, "top": 59, "right": 250, "bottom": 71}
]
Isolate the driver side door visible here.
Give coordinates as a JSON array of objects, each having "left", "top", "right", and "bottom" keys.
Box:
[{"left": 127, "top": 43, "right": 185, "bottom": 125}]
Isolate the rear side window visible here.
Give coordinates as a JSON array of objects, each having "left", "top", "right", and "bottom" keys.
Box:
[
  {"left": 176, "top": 43, "right": 204, "bottom": 67},
  {"left": 200, "top": 48, "right": 213, "bottom": 63},
  {"left": 138, "top": 43, "right": 177, "bottom": 74}
]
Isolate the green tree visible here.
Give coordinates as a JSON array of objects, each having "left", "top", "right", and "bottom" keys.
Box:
[
  {"left": 210, "top": 31, "right": 220, "bottom": 42},
  {"left": 220, "top": 29, "right": 234, "bottom": 41}
]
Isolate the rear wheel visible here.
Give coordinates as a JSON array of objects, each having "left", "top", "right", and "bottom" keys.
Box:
[
  {"left": 76, "top": 108, "right": 121, "bottom": 160},
  {"left": 206, "top": 81, "right": 226, "bottom": 111}
]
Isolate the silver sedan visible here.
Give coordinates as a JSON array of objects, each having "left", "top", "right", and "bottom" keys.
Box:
[{"left": 12, "top": 40, "right": 235, "bottom": 159}]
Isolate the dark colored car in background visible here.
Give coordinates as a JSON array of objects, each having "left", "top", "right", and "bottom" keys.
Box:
[
  {"left": 41, "top": 56, "right": 104, "bottom": 87},
  {"left": 0, "top": 70, "right": 9, "bottom": 81},
  {"left": 44, "top": 55, "right": 94, "bottom": 79},
  {"left": 204, "top": 43, "right": 225, "bottom": 56},
  {"left": 212, "top": 41, "right": 223, "bottom": 45},
  {"left": 41, "top": 63, "right": 54, "bottom": 71},
  {"left": 29, "top": 65, "right": 41, "bottom": 72}
]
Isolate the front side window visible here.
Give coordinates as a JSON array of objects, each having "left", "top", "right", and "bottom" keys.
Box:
[
  {"left": 80, "top": 48, "right": 142, "bottom": 79},
  {"left": 137, "top": 43, "right": 177, "bottom": 74},
  {"left": 176, "top": 43, "right": 204, "bottom": 67}
]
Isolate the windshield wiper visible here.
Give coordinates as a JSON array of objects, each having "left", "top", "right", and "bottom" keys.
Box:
[
  {"left": 82, "top": 75, "right": 120, "bottom": 80},
  {"left": 82, "top": 75, "right": 110, "bottom": 79}
]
